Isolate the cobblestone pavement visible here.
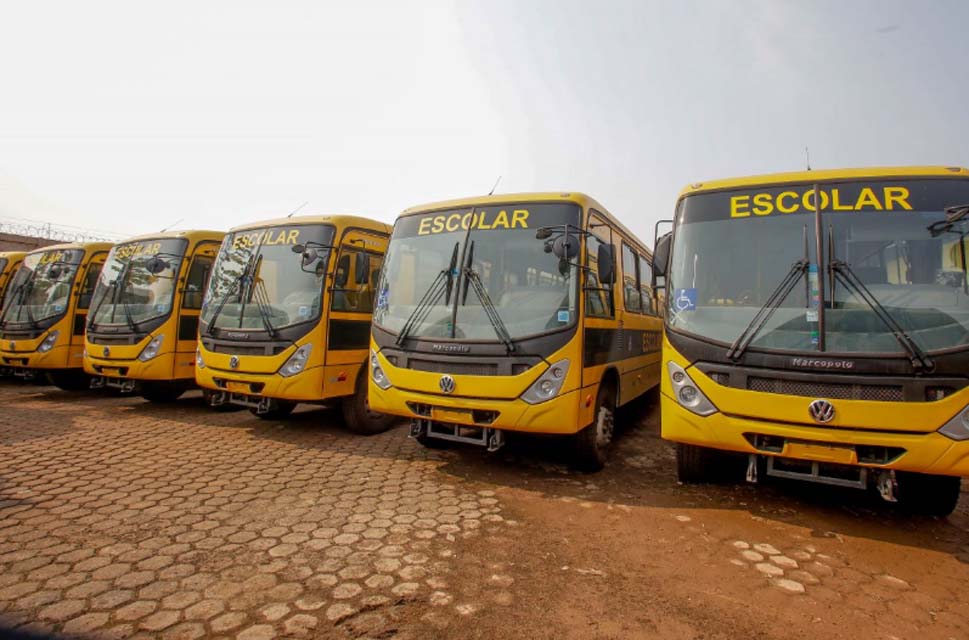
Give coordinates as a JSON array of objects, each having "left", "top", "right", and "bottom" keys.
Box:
[
  {"left": 2, "top": 382, "right": 968, "bottom": 640},
  {"left": 0, "top": 383, "right": 512, "bottom": 639}
]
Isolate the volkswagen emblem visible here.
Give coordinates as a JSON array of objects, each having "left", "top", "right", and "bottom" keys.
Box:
[
  {"left": 808, "top": 399, "right": 835, "bottom": 423},
  {"left": 103, "top": 347, "right": 110, "bottom": 357},
  {"left": 229, "top": 356, "right": 240, "bottom": 370},
  {"left": 439, "top": 374, "right": 455, "bottom": 394}
]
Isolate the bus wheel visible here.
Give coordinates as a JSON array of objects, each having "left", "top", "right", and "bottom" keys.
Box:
[
  {"left": 342, "top": 374, "right": 395, "bottom": 435},
  {"left": 894, "top": 471, "right": 961, "bottom": 517},
  {"left": 252, "top": 401, "right": 297, "bottom": 420},
  {"left": 141, "top": 383, "right": 185, "bottom": 404},
  {"left": 47, "top": 371, "right": 92, "bottom": 392},
  {"left": 572, "top": 384, "right": 615, "bottom": 472},
  {"left": 675, "top": 443, "right": 722, "bottom": 483}
]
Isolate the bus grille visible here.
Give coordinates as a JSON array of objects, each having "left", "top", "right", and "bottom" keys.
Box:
[
  {"left": 408, "top": 359, "right": 499, "bottom": 376},
  {"left": 746, "top": 377, "right": 903, "bottom": 402}
]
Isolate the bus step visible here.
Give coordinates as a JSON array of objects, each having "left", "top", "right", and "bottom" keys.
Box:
[
  {"left": 764, "top": 455, "right": 867, "bottom": 490},
  {"left": 95, "top": 377, "right": 137, "bottom": 393},
  {"left": 410, "top": 419, "right": 505, "bottom": 452},
  {"left": 222, "top": 392, "right": 275, "bottom": 414}
]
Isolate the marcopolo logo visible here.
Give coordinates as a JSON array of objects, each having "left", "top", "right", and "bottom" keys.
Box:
[
  {"left": 791, "top": 357, "right": 855, "bottom": 370},
  {"left": 431, "top": 344, "right": 471, "bottom": 353}
]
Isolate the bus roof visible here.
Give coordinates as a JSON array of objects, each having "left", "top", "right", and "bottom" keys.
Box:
[
  {"left": 399, "top": 192, "right": 652, "bottom": 257},
  {"left": 227, "top": 215, "right": 391, "bottom": 235},
  {"left": 113, "top": 230, "right": 225, "bottom": 244},
  {"left": 25, "top": 241, "right": 113, "bottom": 256},
  {"left": 0, "top": 251, "right": 27, "bottom": 261},
  {"left": 678, "top": 166, "right": 969, "bottom": 199}
]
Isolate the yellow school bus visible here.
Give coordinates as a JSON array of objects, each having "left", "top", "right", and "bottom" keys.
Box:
[
  {"left": 83, "top": 230, "right": 224, "bottom": 401},
  {"left": 0, "top": 251, "right": 27, "bottom": 310},
  {"left": 196, "top": 215, "right": 395, "bottom": 432},
  {"left": 368, "top": 192, "right": 662, "bottom": 470},
  {"left": 0, "top": 242, "right": 111, "bottom": 389},
  {"left": 652, "top": 166, "right": 969, "bottom": 516}
]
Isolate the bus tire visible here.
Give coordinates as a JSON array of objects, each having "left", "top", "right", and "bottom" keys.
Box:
[
  {"left": 47, "top": 370, "right": 91, "bottom": 392},
  {"left": 676, "top": 443, "right": 721, "bottom": 483},
  {"left": 572, "top": 383, "right": 616, "bottom": 472},
  {"left": 251, "top": 401, "right": 297, "bottom": 420},
  {"left": 895, "top": 471, "right": 961, "bottom": 517},
  {"left": 141, "top": 382, "right": 185, "bottom": 404},
  {"left": 342, "top": 373, "right": 395, "bottom": 435}
]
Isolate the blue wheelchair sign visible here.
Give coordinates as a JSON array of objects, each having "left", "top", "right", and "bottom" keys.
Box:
[{"left": 672, "top": 288, "right": 697, "bottom": 312}]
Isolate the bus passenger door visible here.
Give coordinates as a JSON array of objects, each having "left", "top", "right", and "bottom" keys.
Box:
[
  {"left": 324, "top": 230, "right": 388, "bottom": 399},
  {"left": 581, "top": 212, "right": 619, "bottom": 416},
  {"left": 177, "top": 245, "right": 217, "bottom": 377},
  {"left": 72, "top": 255, "right": 105, "bottom": 364}
]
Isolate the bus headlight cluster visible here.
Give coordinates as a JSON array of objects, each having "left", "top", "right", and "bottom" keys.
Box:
[
  {"left": 667, "top": 361, "right": 717, "bottom": 416},
  {"left": 521, "top": 359, "right": 570, "bottom": 404},
  {"left": 938, "top": 406, "right": 969, "bottom": 441},
  {"left": 279, "top": 344, "right": 312, "bottom": 377},
  {"left": 37, "top": 330, "right": 60, "bottom": 353},
  {"left": 138, "top": 335, "right": 164, "bottom": 362},
  {"left": 196, "top": 348, "right": 206, "bottom": 369},
  {"left": 370, "top": 350, "right": 391, "bottom": 390}
]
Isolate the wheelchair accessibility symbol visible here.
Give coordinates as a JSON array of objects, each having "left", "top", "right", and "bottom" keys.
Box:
[{"left": 672, "top": 288, "right": 697, "bottom": 312}]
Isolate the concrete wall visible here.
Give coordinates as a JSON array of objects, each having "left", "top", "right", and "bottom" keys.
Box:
[{"left": 0, "top": 232, "right": 59, "bottom": 252}]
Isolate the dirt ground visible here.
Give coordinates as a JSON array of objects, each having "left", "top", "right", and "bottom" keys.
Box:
[{"left": 0, "top": 381, "right": 967, "bottom": 640}]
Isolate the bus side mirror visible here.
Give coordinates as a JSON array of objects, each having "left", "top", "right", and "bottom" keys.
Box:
[
  {"left": 651, "top": 233, "right": 671, "bottom": 287},
  {"left": 552, "top": 234, "right": 579, "bottom": 260},
  {"left": 354, "top": 252, "right": 370, "bottom": 285},
  {"left": 597, "top": 244, "right": 615, "bottom": 285}
]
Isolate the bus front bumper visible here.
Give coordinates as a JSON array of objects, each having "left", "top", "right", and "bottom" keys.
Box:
[
  {"left": 369, "top": 383, "right": 583, "bottom": 436},
  {"left": 661, "top": 393, "right": 969, "bottom": 477},
  {"left": 85, "top": 352, "right": 186, "bottom": 383},
  {"left": 196, "top": 364, "right": 328, "bottom": 404},
  {"left": 0, "top": 345, "right": 73, "bottom": 371}
]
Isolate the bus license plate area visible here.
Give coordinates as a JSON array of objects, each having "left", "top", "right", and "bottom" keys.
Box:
[
  {"left": 431, "top": 407, "right": 472, "bottom": 424},
  {"left": 785, "top": 442, "right": 855, "bottom": 465},
  {"left": 226, "top": 381, "right": 250, "bottom": 393}
]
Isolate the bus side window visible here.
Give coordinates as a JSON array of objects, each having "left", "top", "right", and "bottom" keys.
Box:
[
  {"left": 621, "top": 243, "right": 642, "bottom": 313},
  {"left": 183, "top": 256, "right": 214, "bottom": 310},
  {"left": 332, "top": 251, "right": 383, "bottom": 313},
  {"left": 585, "top": 232, "right": 614, "bottom": 318},
  {"left": 639, "top": 255, "right": 654, "bottom": 315},
  {"left": 77, "top": 264, "right": 101, "bottom": 310}
]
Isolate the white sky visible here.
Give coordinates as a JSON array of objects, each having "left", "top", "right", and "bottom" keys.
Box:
[{"left": 1, "top": 0, "right": 967, "bottom": 243}]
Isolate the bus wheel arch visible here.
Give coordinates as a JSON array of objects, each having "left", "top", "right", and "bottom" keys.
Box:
[
  {"left": 571, "top": 371, "right": 619, "bottom": 472},
  {"left": 341, "top": 366, "right": 396, "bottom": 435}
]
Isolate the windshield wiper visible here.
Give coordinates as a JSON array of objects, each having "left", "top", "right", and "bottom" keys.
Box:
[
  {"left": 829, "top": 259, "right": 932, "bottom": 371},
  {"left": 1, "top": 277, "right": 39, "bottom": 329},
  {"left": 89, "top": 261, "right": 138, "bottom": 332},
  {"left": 206, "top": 253, "right": 256, "bottom": 336},
  {"left": 928, "top": 204, "right": 969, "bottom": 237},
  {"left": 395, "top": 242, "right": 459, "bottom": 346},
  {"left": 459, "top": 241, "right": 515, "bottom": 353},
  {"left": 725, "top": 259, "right": 809, "bottom": 361},
  {"left": 251, "top": 268, "right": 279, "bottom": 338}
]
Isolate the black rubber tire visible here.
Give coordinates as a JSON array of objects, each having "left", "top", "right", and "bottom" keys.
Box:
[
  {"left": 46, "top": 370, "right": 92, "bottom": 392},
  {"left": 342, "top": 373, "right": 395, "bottom": 435},
  {"left": 895, "top": 471, "right": 962, "bottom": 517},
  {"left": 202, "top": 390, "right": 244, "bottom": 412},
  {"left": 141, "top": 382, "right": 185, "bottom": 404},
  {"left": 251, "top": 401, "right": 297, "bottom": 420},
  {"left": 571, "top": 383, "right": 616, "bottom": 472},
  {"left": 676, "top": 443, "right": 722, "bottom": 483}
]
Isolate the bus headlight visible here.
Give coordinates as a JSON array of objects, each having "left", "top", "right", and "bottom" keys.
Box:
[
  {"left": 196, "top": 348, "right": 206, "bottom": 369},
  {"left": 279, "top": 344, "right": 312, "bottom": 377},
  {"left": 370, "top": 350, "right": 391, "bottom": 390},
  {"left": 938, "top": 406, "right": 969, "bottom": 441},
  {"left": 521, "top": 359, "right": 570, "bottom": 404},
  {"left": 37, "top": 331, "right": 60, "bottom": 353},
  {"left": 138, "top": 335, "right": 164, "bottom": 362},
  {"left": 667, "top": 361, "right": 717, "bottom": 416}
]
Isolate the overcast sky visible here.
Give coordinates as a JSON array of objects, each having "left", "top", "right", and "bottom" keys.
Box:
[{"left": 1, "top": 0, "right": 967, "bottom": 243}]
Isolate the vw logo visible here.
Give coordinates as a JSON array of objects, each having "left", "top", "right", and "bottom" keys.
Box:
[
  {"left": 103, "top": 347, "right": 110, "bottom": 357},
  {"left": 229, "top": 356, "right": 240, "bottom": 370},
  {"left": 808, "top": 399, "right": 835, "bottom": 423},
  {"left": 439, "top": 375, "right": 455, "bottom": 394}
]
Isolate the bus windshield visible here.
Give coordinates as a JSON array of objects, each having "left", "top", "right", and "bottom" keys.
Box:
[
  {"left": 0, "top": 249, "right": 83, "bottom": 326},
  {"left": 201, "top": 223, "right": 335, "bottom": 333},
  {"left": 373, "top": 203, "right": 580, "bottom": 342},
  {"left": 669, "top": 178, "right": 969, "bottom": 354},
  {"left": 89, "top": 238, "right": 189, "bottom": 330}
]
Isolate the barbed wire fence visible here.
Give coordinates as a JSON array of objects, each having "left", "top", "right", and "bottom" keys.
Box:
[{"left": 0, "top": 215, "right": 125, "bottom": 243}]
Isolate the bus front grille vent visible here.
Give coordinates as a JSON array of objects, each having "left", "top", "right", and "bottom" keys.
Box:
[
  {"left": 746, "top": 377, "right": 903, "bottom": 402},
  {"left": 408, "top": 359, "right": 498, "bottom": 376}
]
